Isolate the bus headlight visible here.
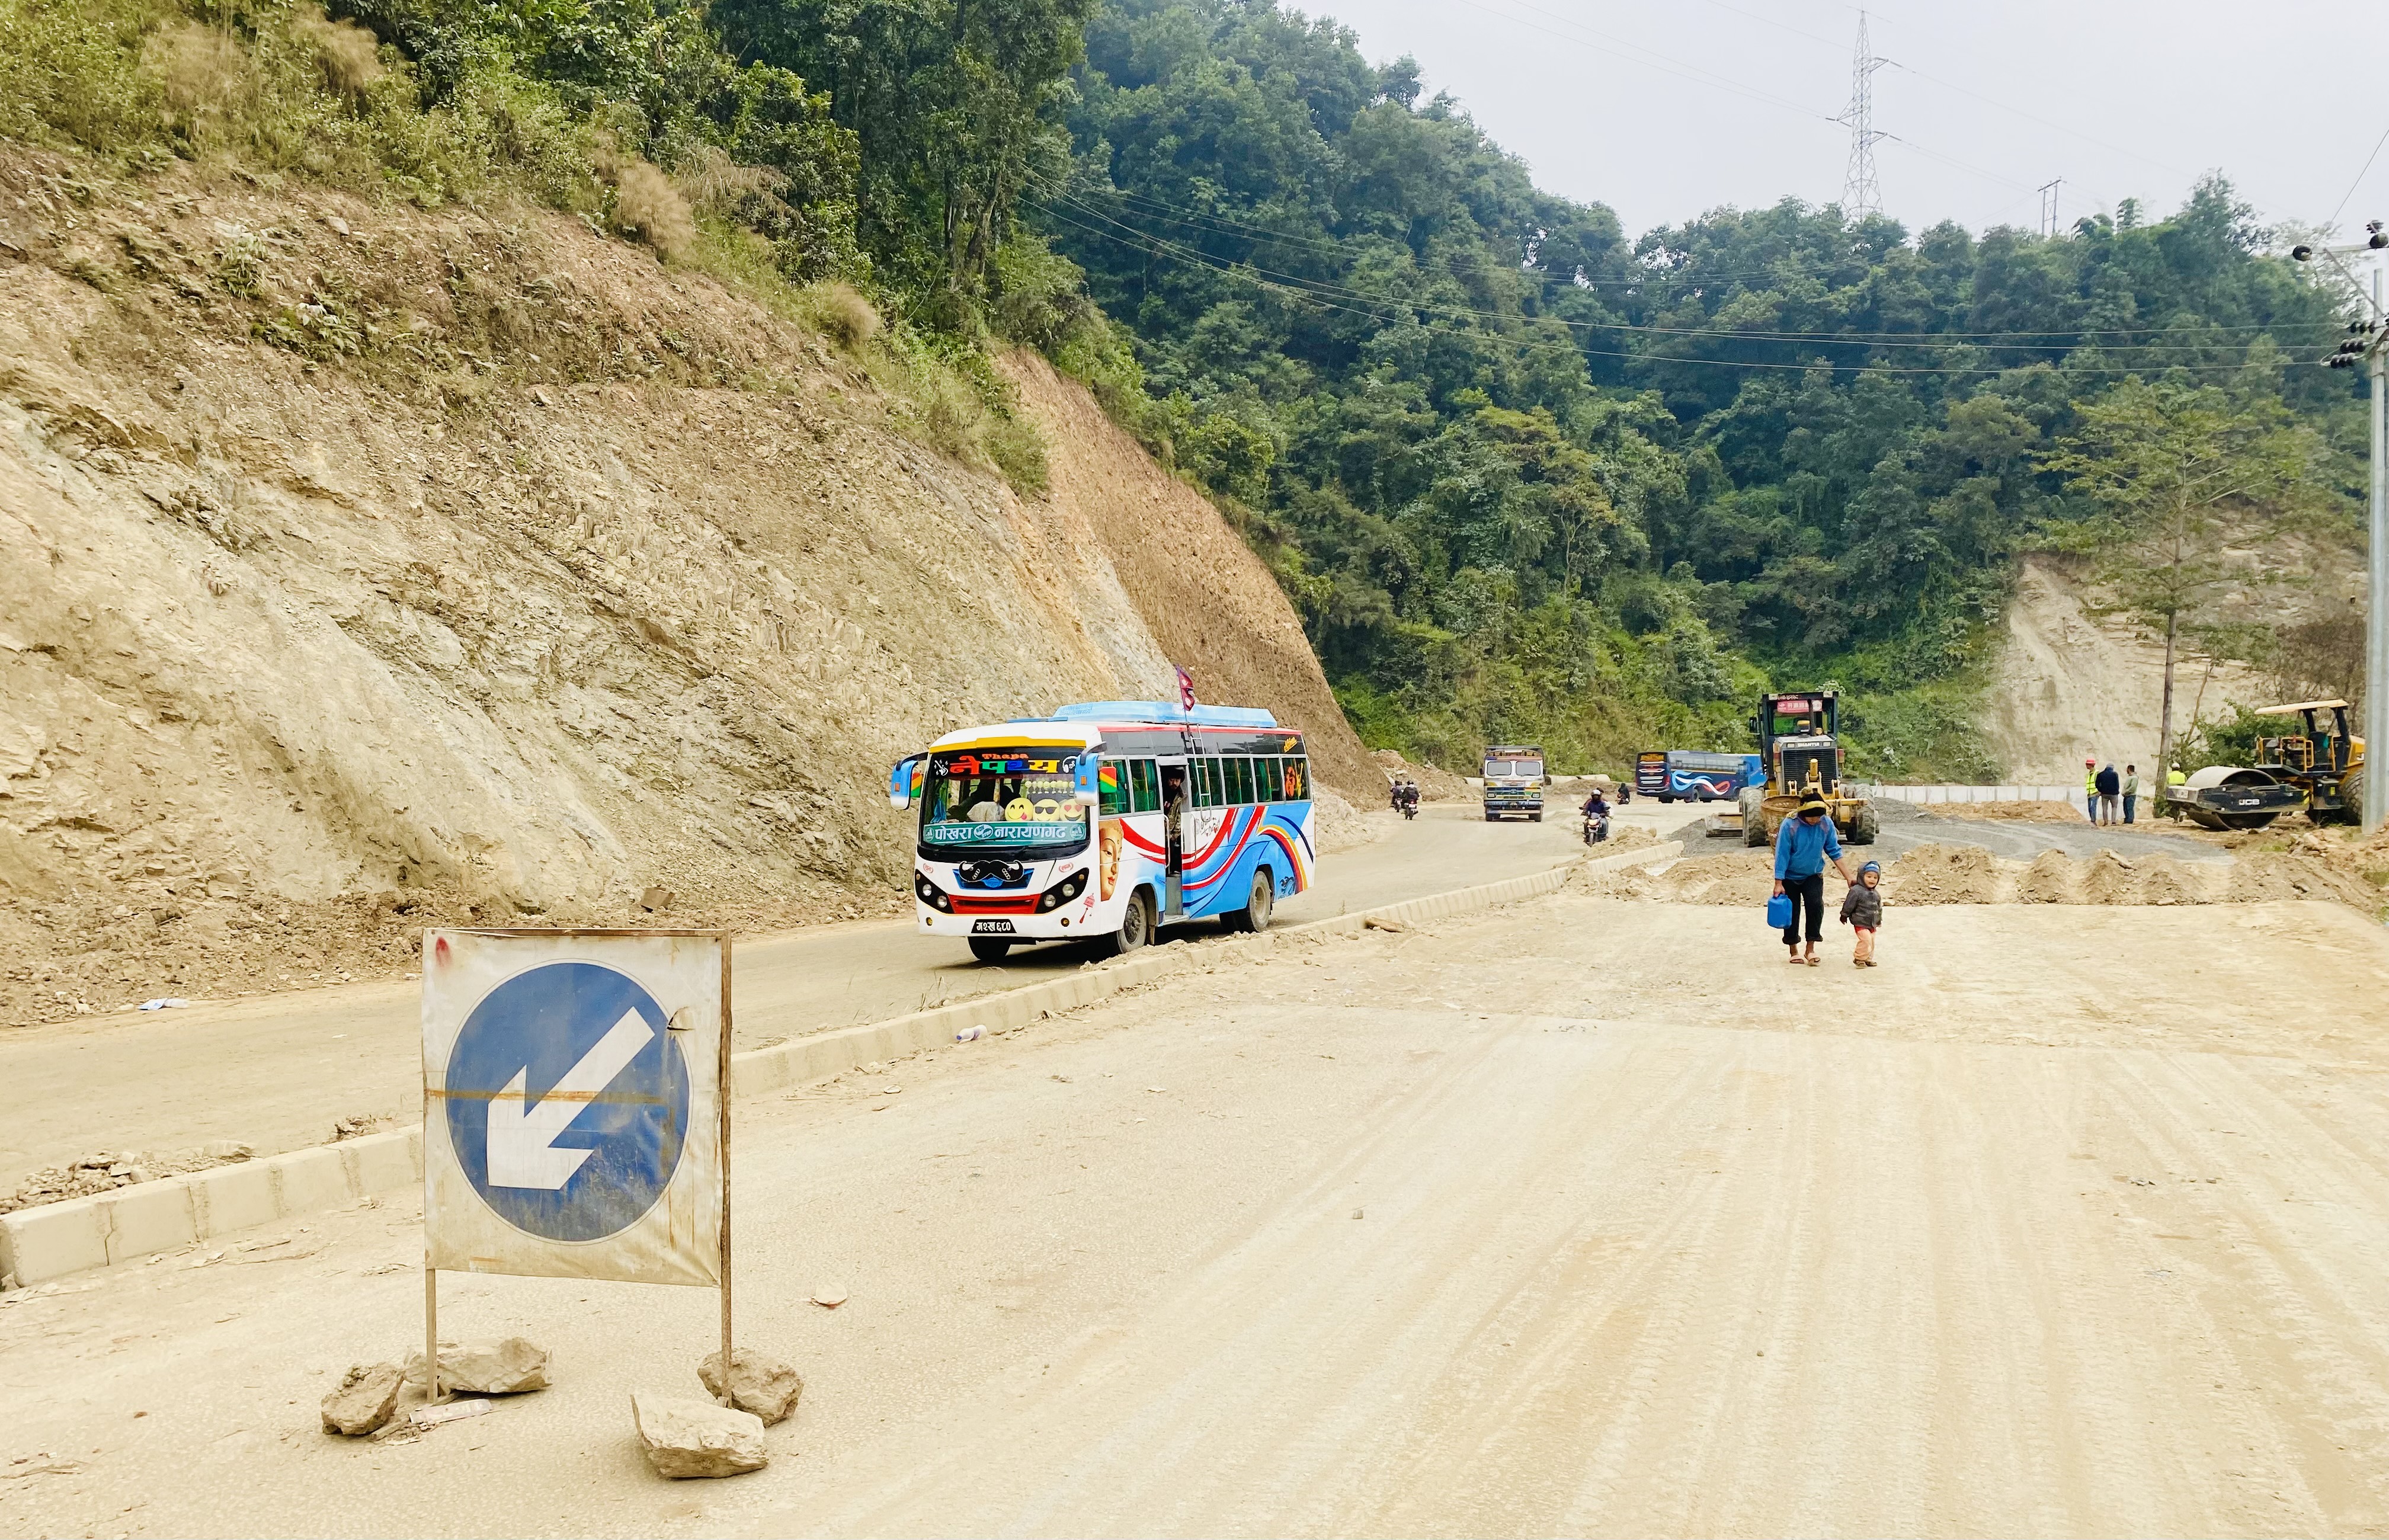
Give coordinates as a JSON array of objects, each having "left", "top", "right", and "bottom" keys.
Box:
[
  {"left": 914, "top": 874, "right": 953, "bottom": 912},
  {"left": 1036, "top": 870, "right": 1088, "bottom": 913}
]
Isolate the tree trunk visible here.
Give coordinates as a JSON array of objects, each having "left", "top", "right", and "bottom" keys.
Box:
[{"left": 2156, "top": 606, "right": 2179, "bottom": 798}]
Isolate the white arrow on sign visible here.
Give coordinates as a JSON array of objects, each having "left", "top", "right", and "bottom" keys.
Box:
[{"left": 486, "top": 1008, "right": 655, "bottom": 1190}]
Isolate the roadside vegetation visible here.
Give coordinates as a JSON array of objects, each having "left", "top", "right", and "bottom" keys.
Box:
[{"left": 1, "top": 0, "right": 2371, "bottom": 774}]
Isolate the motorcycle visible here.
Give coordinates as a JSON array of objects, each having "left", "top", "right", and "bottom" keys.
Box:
[
  {"left": 1400, "top": 795, "right": 1418, "bottom": 821},
  {"left": 1580, "top": 811, "right": 1610, "bottom": 845}
]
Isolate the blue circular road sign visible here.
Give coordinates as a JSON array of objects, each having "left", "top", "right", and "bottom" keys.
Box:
[{"left": 445, "top": 961, "right": 691, "bottom": 1244}]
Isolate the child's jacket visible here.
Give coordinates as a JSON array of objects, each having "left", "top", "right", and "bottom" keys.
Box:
[{"left": 1839, "top": 883, "right": 1883, "bottom": 928}]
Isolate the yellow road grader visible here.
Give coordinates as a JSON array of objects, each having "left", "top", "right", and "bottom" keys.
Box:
[{"left": 1728, "top": 689, "right": 1879, "bottom": 847}]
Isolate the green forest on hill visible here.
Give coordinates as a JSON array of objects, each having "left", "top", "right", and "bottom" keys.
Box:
[{"left": 2, "top": 0, "right": 2371, "bottom": 776}]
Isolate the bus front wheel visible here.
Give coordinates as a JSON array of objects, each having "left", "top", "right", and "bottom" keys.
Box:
[
  {"left": 968, "top": 937, "right": 1012, "bottom": 963},
  {"left": 1099, "top": 889, "right": 1152, "bottom": 956},
  {"left": 1224, "top": 868, "right": 1274, "bottom": 933}
]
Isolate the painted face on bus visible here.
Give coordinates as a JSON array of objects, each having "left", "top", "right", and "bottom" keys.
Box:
[{"left": 1099, "top": 819, "right": 1122, "bottom": 901}]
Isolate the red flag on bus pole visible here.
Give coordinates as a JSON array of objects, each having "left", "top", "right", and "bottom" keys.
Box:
[{"left": 1175, "top": 664, "right": 1197, "bottom": 712}]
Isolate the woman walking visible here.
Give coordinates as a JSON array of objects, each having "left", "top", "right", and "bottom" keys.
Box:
[{"left": 1772, "top": 795, "right": 1855, "bottom": 966}]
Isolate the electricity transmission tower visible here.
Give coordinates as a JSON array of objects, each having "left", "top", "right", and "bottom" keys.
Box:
[
  {"left": 1838, "top": 11, "right": 1888, "bottom": 218},
  {"left": 2038, "top": 179, "right": 2063, "bottom": 237}
]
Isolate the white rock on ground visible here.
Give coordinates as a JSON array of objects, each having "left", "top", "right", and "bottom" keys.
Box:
[
  {"left": 631, "top": 1392, "right": 769, "bottom": 1478},
  {"left": 319, "top": 1362, "right": 403, "bottom": 1436},
  {"left": 402, "top": 1337, "right": 550, "bottom": 1395},
  {"left": 698, "top": 1349, "right": 803, "bottom": 1426}
]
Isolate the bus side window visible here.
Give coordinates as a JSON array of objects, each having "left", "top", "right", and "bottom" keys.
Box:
[
  {"left": 1098, "top": 759, "right": 1128, "bottom": 818},
  {"left": 1222, "top": 757, "right": 1247, "bottom": 805},
  {"left": 1129, "top": 758, "right": 1160, "bottom": 814},
  {"left": 1283, "top": 757, "right": 1306, "bottom": 801},
  {"left": 1188, "top": 759, "right": 1212, "bottom": 809},
  {"left": 1260, "top": 757, "right": 1285, "bottom": 803},
  {"left": 1202, "top": 757, "right": 1222, "bottom": 807}
]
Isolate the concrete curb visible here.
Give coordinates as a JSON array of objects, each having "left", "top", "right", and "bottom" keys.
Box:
[
  {"left": 1, "top": 1128, "right": 424, "bottom": 1288},
  {"left": 1, "top": 844, "right": 1676, "bottom": 1288}
]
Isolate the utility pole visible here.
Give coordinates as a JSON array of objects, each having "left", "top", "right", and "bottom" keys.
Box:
[
  {"left": 2038, "top": 179, "right": 2063, "bottom": 238},
  {"left": 2300, "top": 225, "right": 2388, "bottom": 832},
  {"left": 1837, "top": 11, "right": 1887, "bottom": 219},
  {"left": 2372, "top": 269, "right": 2387, "bottom": 833}
]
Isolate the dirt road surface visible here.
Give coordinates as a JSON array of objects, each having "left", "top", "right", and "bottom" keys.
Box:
[
  {"left": 7, "top": 880, "right": 2389, "bottom": 1538},
  {"left": 0, "top": 803, "right": 1644, "bottom": 1189}
]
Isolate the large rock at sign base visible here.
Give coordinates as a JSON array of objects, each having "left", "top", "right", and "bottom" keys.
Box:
[
  {"left": 321, "top": 1362, "right": 403, "bottom": 1436},
  {"left": 698, "top": 1348, "right": 804, "bottom": 1426},
  {"left": 402, "top": 1336, "right": 550, "bottom": 1395},
  {"left": 632, "top": 1392, "right": 769, "bottom": 1478}
]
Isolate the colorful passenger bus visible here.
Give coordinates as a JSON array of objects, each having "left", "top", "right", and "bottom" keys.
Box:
[
  {"left": 888, "top": 702, "right": 1314, "bottom": 962},
  {"left": 1638, "top": 749, "right": 1764, "bottom": 802}
]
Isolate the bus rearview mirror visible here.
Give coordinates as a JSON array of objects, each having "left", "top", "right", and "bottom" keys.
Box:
[{"left": 888, "top": 755, "right": 923, "bottom": 809}]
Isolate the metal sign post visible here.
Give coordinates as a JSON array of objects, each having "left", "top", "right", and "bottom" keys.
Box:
[{"left": 421, "top": 929, "right": 732, "bottom": 1404}]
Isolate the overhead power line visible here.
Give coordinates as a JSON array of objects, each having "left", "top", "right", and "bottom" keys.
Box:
[
  {"left": 1038, "top": 190, "right": 2336, "bottom": 345},
  {"left": 2329, "top": 125, "right": 2389, "bottom": 231},
  {"left": 1024, "top": 195, "right": 2336, "bottom": 376}
]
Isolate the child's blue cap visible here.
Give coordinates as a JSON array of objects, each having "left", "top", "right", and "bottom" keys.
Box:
[{"left": 1859, "top": 860, "right": 1881, "bottom": 875}]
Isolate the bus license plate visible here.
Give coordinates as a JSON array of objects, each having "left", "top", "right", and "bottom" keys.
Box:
[{"left": 971, "top": 919, "right": 1014, "bottom": 934}]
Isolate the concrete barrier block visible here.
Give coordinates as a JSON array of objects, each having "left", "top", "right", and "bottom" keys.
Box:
[
  {"left": 802, "top": 1035, "right": 854, "bottom": 1078},
  {"left": 98, "top": 1180, "right": 196, "bottom": 1264},
  {"left": 2, "top": 1198, "right": 110, "bottom": 1285},
  {"left": 274, "top": 1147, "right": 355, "bottom": 1218},
  {"left": 346, "top": 1131, "right": 417, "bottom": 1196},
  {"left": 190, "top": 1160, "right": 277, "bottom": 1237}
]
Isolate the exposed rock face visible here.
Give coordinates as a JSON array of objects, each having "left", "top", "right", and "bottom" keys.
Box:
[
  {"left": 319, "top": 1362, "right": 402, "bottom": 1436},
  {"left": 632, "top": 1392, "right": 768, "bottom": 1478},
  {"left": 698, "top": 1348, "right": 803, "bottom": 1426},
  {"left": 403, "top": 1337, "right": 550, "bottom": 1395}
]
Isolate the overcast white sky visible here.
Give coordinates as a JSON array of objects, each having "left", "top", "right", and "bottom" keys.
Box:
[{"left": 1308, "top": 0, "right": 2389, "bottom": 251}]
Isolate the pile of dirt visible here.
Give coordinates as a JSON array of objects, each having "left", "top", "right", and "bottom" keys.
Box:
[
  {"left": 1573, "top": 851, "right": 1776, "bottom": 907},
  {"left": 1309, "top": 787, "right": 1386, "bottom": 855},
  {"left": 1606, "top": 822, "right": 1660, "bottom": 852},
  {"left": 0, "top": 148, "right": 1369, "bottom": 1026},
  {"left": 1369, "top": 749, "right": 1473, "bottom": 803},
  {"left": 1571, "top": 838, "right": 2380, "bottom": 914},
  {"left": 1902, "top": 800, "right": 2088, "bottom": 824},
  {"left": 1879, "top": 842, "right": 1999, "bottom": 904},
  {"left": 2015, "top": 850, "right": 2075, "bottom": 904}
]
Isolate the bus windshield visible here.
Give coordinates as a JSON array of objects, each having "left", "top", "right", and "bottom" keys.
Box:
[{"left": 918, "top": 748, "right": 1089, "bottom": 854}]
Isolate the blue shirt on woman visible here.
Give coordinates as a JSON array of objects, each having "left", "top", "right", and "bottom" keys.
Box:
[{"left": 1774, "top": 814, "right": 1843, "bottom": 879}]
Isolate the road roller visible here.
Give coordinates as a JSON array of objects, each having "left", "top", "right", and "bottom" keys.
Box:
[{"left": 2169, "top": 764, "right": 2307, "bottom": 830}]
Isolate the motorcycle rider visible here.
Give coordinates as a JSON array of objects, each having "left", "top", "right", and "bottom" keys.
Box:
[{"left": 1579, "top": 785, "right": 1610, "bottom": 842}]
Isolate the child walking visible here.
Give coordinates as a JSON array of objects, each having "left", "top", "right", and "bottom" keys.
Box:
[{"left": 1840, "top": 859, "right": 1883, "bottom": 966}]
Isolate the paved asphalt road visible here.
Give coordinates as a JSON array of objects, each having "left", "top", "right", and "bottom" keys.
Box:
[{"left": 0, "top": 801, "right": 1672, "bottom": 1189}]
